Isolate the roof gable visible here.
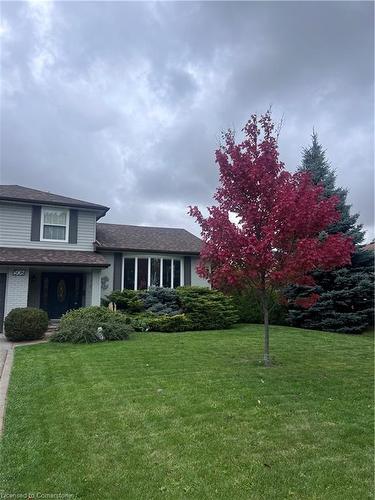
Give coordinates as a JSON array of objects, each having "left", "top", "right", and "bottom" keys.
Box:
[
  {"left": 0, "top": 185, "right": 109, "bottom": 216},
  {"left": 96, "top": 223, "right": 202, "bottom": 254}
]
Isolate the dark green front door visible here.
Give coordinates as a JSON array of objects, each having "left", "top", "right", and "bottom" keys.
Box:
[{"left": 40, "top": 273, "right": 83, "bottom": 319}]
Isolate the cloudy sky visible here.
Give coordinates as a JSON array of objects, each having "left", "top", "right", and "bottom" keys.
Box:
[{"left": 1, "top": 1, "right": 374, "bottom": 240}]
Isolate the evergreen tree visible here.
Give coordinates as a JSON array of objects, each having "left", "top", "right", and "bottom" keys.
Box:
[
  {"left": 301, "top": 132, "right": 365, "bottom": 243},
  {"left": 286, "top": 133, "right": 374, "bottom": 334}
]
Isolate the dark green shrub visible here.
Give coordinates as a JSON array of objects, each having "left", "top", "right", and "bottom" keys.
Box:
[
  {"left": 231, "top": 288, "right": 288, "bottom": 325},
  {"left": 176, "top": 287, "right": 239, "bottom": 330},
  {"left": 140, "top": 287, "right": 181, "bottom": 315},
  {"left": 50, "top": 306, "right": 133, "bottom": 343},
  {"left": 4, "top": 307, "right": 48, "bottom": 341},
  {"left": 102, "top": 314, "right": 134, "bottom": 340},
  {"left": 104, "top": 290, "right": 144, "bottom": 313},
  {"left": 146, "top": 314, "right": 193, "bottom": 332},
  {"left": 103, "top": 287, "right": 239, "bottom": 333},
  {"left": 128, "top": 313, "right": 156, "bottom": 332}
]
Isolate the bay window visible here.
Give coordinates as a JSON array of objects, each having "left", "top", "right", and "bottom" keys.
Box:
[
  {"left": 137, "top": 258, "right": 148, "bottom": 290},
  {"left": 173, "top": 260, "right": 181, "bottom": 289},
  {"left": 123, "top": 258, "right": 135, "bottom": 290},
  {"left": 162, "top": 259, "right": 171, "bottom": 288},
  {"left": 150, "top": 258, "right": 161, "bottom": 287},
  {"left": 41, "top": 207, "right": 69, "bottom": 241},
  {"left": 122, "top": 256, "right": 183, "bottom": 290}
]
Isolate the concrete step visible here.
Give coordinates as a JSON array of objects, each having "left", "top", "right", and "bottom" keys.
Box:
[{"left": 47, "top": 320, "right": 60, "bottom": 333}]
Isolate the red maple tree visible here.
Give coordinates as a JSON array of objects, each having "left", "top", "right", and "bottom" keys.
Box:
[{"left": 190, "top": 112, "right": 354, "bottom": 366}]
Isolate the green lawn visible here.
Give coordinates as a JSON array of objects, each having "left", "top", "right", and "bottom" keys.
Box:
[{"left": 0, "top": 325, "right": 373, "bottom": 499}]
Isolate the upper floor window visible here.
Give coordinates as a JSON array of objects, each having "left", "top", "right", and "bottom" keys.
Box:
[{"left": 41, "top": 207, "right": 69, "bottom": 241}]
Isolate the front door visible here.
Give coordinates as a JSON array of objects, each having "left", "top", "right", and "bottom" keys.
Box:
[
  {"left": 40, "top": 273, "right": 83, "bottom": 319},
  {"left": 0, "top": 273, "right": 6, "bottom": 332}
]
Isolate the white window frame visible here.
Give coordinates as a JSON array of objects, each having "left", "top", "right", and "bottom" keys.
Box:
[
  {"left": 122, "top": 255, "right": 184, "bottom": 291},
  {"left": 40, "top": 206, "right": 70, "bottom": 242}
]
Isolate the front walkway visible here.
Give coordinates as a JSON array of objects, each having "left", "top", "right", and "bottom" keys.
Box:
[{"left": 0, "top": 333, "right": 49, "bottom": 434}]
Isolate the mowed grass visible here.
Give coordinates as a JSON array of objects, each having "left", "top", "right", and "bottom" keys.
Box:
[{"left": 0, "top": 325, "right": 373, "bottom": 499}]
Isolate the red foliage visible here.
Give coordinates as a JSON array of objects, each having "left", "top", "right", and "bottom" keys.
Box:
[{"left": 189, "top": 112, "right": 354, "bottom": 300}]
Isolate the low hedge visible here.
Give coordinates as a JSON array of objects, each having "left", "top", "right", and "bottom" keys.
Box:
[
  {"left": 50, "top": 306, "right": 134, "bottom": 344},
  {"left": 104, "top": 286, "right": 239, "bottom": 333},
  {"left": 146, "top": 314, "right": 193, "bottom": 332},
  {"left": 4, "top": 307, "right": 48, "bottom": 342},
  {"left": 176, "top": 287, "right": 239, "bottom": 330}
]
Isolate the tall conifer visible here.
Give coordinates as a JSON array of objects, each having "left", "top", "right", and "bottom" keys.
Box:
[{"left": 286, "top": 133, "right": 373, "bottom": 334}]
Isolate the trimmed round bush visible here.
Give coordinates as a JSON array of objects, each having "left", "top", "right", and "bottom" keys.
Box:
[
  {"left": 4, "top": 307, "right": 48, "bottom": 342},
  {"left": 103, "top": 290, "right": 144, "bottom": 313},
  {"left": 146, "top": 314, "right": 193, "bottom": 332},
  {"left": 50, "top": 306, "right": 134, "bottom": 344},
  {"left": 176, "top": 287, "right": 239, "bottom": 330}
]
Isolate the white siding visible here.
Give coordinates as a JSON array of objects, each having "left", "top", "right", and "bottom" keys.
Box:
[
  {"left": 0, "top": 202, "right": 96, "bottom": 251},
  {"left": 4, "top": 268, "right": 29, "bottom": 317},
  {"left": 191, "top": 257, "right": 209, "bottom": 287}
]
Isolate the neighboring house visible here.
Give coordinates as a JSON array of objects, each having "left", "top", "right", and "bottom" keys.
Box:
[
  {"left": 0, "top": 185, "right": 205, "bottom": 327},
  {"left": 363, "top": 242, "right": 375, "bottom": 252}
]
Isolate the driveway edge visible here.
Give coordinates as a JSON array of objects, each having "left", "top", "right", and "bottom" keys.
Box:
[{"left": 0, "top": 345, "right": 14, "bottom": 435}]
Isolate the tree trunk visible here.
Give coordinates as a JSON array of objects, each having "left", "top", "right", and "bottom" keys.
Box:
[{"left": 263, "top": 300, "right": 271, "bottom": 367}]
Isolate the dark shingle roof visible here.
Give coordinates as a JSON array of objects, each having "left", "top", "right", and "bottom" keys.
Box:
[
  {"left": 96, "top": 223, "right": 202, "bottom": 254},
  {"left": 0, "top": 185, "right": 109, "bottom": 217},
  {"left": 0, "top": 247, "right": 109, "bottom": 267}
]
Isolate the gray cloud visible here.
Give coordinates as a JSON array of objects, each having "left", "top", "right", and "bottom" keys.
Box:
[{"left": 1, "top": 1, "right": 373, "bottom": 239}]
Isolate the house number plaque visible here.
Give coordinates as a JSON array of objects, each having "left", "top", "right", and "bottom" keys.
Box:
[{"left": 13, "top": 270, "right": 26, "bottom": 276}]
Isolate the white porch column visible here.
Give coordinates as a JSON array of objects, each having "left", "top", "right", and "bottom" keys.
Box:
[
  {"left": 85, "top": 273, "right": 92, "bottom": 307},
  {"left": 90, "top": 269, "right": 102, "bottom": 306}
]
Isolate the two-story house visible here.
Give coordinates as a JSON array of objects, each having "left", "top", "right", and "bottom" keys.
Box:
[{"left": 0, "top": 185, "right": 205, "bottom": 328}]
